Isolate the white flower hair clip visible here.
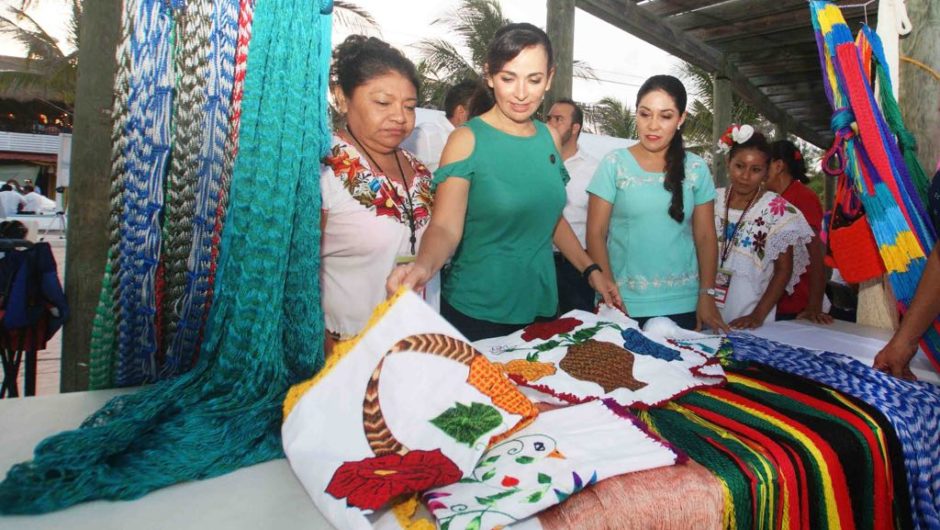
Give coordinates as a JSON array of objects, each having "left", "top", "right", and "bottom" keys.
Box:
[{"left": 717, "top": 124, "right": 756, "bottom": 154}]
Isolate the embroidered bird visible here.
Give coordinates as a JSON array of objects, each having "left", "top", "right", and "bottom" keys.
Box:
[{"left": 559, "top": 339, "right": 647, "bottom": 393}]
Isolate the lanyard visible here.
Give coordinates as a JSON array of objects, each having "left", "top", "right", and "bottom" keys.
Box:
[
  {"left": 345, "top": 125, "right": 417, "bottom": 255},
  {"left": 719, "top": 187, "right": 761, "bottom": 267}
]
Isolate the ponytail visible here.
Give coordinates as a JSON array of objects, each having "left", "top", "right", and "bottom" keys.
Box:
[{"left": 663, "top": 131, "right": 686, "bottom": 223}]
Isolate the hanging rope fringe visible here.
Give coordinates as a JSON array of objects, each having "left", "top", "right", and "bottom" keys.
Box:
[
  {"left": 0, "top": 0, "right": 332, "bottom": 514},
  {"left": 811, "top": 1, "right": 940, "bottom": 372}
]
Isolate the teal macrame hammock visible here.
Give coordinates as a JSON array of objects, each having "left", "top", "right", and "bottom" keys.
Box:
[{"left": 0, "top": 0, "right": 332, "bottom": 514}]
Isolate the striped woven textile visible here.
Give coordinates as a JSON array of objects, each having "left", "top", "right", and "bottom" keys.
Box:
[
  {"left": 729, "top": 332, "right": 940, "bottom": 529},
  {"left": 642, "top": 359, "right": 912, "bottom": 530}
]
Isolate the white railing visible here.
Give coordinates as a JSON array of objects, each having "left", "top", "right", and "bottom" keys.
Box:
[{"left": 0, "top": 131, "right": 61, "bottom": 154}]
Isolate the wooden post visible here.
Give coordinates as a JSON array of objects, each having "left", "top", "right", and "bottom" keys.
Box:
[
  {"left": 773, "top": 123, "right": 788, "bottom": 141},
  {"left": 899, "top": 0, "right": 939, "bottom": 174},
  {"left": 712, "top": 74, "right": 732, "bottom": 186},
  {"left": 546, "top": 0, "right": 575, "bottom": 110},
  {"left": 60, "top": 0, "right": 121, "bottom": 392}
]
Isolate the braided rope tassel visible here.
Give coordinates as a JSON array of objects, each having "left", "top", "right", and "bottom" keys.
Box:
[
  {"left": 165, "top": 0, "right": 239, "bottom": 374},
  {"left": 159, "top": 0, "right": 212, "bottom": 368},
  {"left": 205, "top": 0, "right": 254, "bottom": 311},
  {"left": 113, "top": 0, "right": 174, "bottom": 386},
  {"left": 87, "top": 0, "right": 136, "bottom": 390}
]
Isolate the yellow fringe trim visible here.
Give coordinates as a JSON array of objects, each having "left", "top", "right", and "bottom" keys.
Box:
[
  {"left": 391, "top": 495, "right": 436, "bottom": 530},
  {"left": 283, "top": 287, "right": 410, "bottom": 420}
]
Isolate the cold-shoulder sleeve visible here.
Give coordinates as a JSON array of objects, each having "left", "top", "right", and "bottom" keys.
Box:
[{"left": 432, "top": 156, "right": 475, "bottom": 191}]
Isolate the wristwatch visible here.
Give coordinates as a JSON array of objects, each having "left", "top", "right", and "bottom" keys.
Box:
[{"left": 699, "top": 287, "right": 718, "bottom": 296}]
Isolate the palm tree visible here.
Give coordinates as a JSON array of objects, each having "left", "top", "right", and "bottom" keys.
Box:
[
  {"left": 415, "top": 0, "right": 597, "bottom": 109},
  {"left": 334, "top": 0, "right": 379, "bottom": 36},
  {"left": 0, "top": 1, "right": 80, "bottom": 107},
  {"left": 585, "top": 96, "right": 635, "bottom": 139}
]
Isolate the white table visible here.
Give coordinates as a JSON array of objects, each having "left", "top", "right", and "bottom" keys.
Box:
[
  {"left": 0, "top": 390, "right": 334, "bottom": 529},
  {"left": 1, "top": 320, "right": 935, "bottom": 529}
]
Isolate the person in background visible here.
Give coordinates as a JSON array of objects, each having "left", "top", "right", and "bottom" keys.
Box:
[
  {"left": 4, "top": 179, "right": 21, "bottom": 193},
  {"left": 0, "top": 184, "right": 25, "bottom": 218},
  {"left": 712, "top": 127, "right": 814, "bottom": 328},
  {"left": 21, "top": 185, "right": 56, "bottom": 214},
  {"left": 402, "top": 79, "right": 477, "bottom": 172},
  {"left": 321, "top": 35, "right": 433, "bottom": 353},
  {"left": 23, "top": 179, "right": 40, "bottom": 195},
  {"left": 586, "top": 75, "right": 727, "bottom": 332},
  {"left": 387, "top": 23, "right": 620, "bottom": 341},
  {"left": 766, "top": 140, "right": 832, "bottom": 323},
  {"left": 546, "top": 97, "right": 599, "bottom": 313}
]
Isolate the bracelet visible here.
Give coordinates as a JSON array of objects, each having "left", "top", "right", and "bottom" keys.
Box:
[
  {"left": 582, "top": 263, "right": 602, "bottom": 280},
  {"left": 699, "top": 287, "right": 718, "bottom": 296}
]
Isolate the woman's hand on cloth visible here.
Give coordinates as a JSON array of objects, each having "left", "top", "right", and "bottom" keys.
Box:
[
  {"left": 873, "top": 338, "right": 918, "bottom": 381},
  {"left": 696, "top": 295, "right": 730, "bottom": 333},
  {"left": 587, "top": 270, "right": 624, "bottom": 313},
  {"left": 385, "top": 262, "right": 433, "bottom": 297},
  {"left": 728, "top": 313, "right": 765, "bottom": 330},
  {"left": 797, "top": 305, "right": 834, "bottom": 324}
]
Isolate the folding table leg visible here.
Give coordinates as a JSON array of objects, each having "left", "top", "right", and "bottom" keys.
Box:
[{"left": 25, "top": 350, "right": 36, "bottom": 396}]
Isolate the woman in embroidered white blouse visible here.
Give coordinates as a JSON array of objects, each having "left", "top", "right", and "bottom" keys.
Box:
[
  {"left": 712, "top": 126, "right": 814, "bottom": 328},
  {"left": 321, "top": 36, "right": 433, "bottom": 352}
]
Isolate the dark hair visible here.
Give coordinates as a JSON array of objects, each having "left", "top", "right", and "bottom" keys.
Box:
[
  {"left": 22, "top": 185, "right": 34, "bottom": 194},
  {"left": 636, "top": 75, "right": 688, "bottom": 223},
  {"left": 467, "top": 81, "right": 495, "bottom": 118},
  {"left": 331, "top": 35, "right": 420, "bottom": 98},
  {"left": 553, "top": 97, "right": 584, "bottom": 129},
  {"left": 769, "top": 140, "right": 809, "bottom": 184},
  {"left": 728, "top": 130, "right": 772, "bottom": 164},
  {"left": 0, "top": 184, "right": 11, "bottom": 192},
  {"left": 0, "top": 220, "right": 27, "bottom": 239},
  {"left": 444, "top": 80, "right": 478, "bottom": 119},
  {"left": 485, "top": 22, "right": 554, "bottom": 78}
]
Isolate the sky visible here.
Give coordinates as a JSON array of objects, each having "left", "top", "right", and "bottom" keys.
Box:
[
  {"left": 0, "top": 0, "right": 681, "bottom": 108},
  {"left": 334, "top": 0, "right": 682, "bottom": 106}
]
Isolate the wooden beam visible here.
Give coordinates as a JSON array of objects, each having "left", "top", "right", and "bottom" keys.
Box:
[
  {"left": 712, "top": 74, "right": 732, "bottom": 186},
  {"left": 642, "top": 0, "right": 715, "bottom": 18},
  {"left": 900, "top": 0, "right": 940, "bottom": 174},
  {"left": 546, "top": 0, "right": 576, "bottom": 110},
  {"left": 671, "top": 0, "right": 815, "bottom": 31},
  {"left": 61, "top": 0, "right": 122, "bottom": 392}
]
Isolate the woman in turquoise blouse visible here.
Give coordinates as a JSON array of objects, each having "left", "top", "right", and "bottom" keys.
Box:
[
  {"left": 586, "top": 75, "right": 728, "bottom": 332},
  {"left": 387, "top": 23, "right": 620, "bottom": 340}
]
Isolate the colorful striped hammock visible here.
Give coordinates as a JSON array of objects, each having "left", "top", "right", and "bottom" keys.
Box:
[{"left": 810, "top": 1, "right": 940, "bottom": 372}]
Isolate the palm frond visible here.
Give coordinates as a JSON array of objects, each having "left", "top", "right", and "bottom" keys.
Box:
[
  {"left": 572, "top": 59, "right": 598, "bottom": 82},
  {"left": 414, "top": 38, "right": 476, "bottom": 81},
  {"left": 587, "top": 96, "right": 635, "bottom": 139},
  {"left": 333, "top": 0, "right": 380, "bottom": 35},
  {"left": 430, "top": 0, "right": 508, "bottom": 71}
]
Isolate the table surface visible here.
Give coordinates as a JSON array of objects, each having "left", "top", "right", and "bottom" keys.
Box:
[{"left": 0, "top": 319, "right": 934, "bottom": 529}]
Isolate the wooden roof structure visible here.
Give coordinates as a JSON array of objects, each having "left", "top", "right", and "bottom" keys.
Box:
[{"left": 574, "top": 0, "right": 878, "bottom": 148}]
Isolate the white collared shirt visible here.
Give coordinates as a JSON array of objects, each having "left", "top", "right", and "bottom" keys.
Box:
[
  {"left": 563, "top": 148, "right": 600, "bottom": 248},
  {"left": 401, "top": 113, "right": 455, "bottom": 172}
]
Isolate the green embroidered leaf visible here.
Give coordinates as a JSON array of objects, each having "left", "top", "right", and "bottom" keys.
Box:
[
  {"left": 459, "top": 477, "right": 477, "bottom": 484},
  {"left": 535, "top": 340, "right": 561, "bottom": 352},
  {"left": 466, "top": 514, "right": 483, "bottom": 530},
  {"left": 515, "top": 456, "right": 535, "bottom": 464},
  {"left": 480, "top": 455, "right": 500, "bottom": 467},
  {"left": 481, "top": 469, "right": 496, "bottom": 481},
  {"left": 527, "top": 491, "right": 544, "bottom": 503},
  {"left": 441, "top": 521, "right": 451, "bottom": 530},
  {"left": 476, "top": 489, "right": 518, "bottom": 506},
  {"left": 538, "top": 472, "right": 552, "bottom": 484},
  {"left": 572, "top": 325, "right": 602, "bottom": 343},
  {"left": 431, "top": 402, "right": 503, "bottom": 447},
  {"left": 525, "top": 352, "right": 540, "bottom": 362}
]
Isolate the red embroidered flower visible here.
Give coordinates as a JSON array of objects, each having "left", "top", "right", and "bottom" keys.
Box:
[
  {"left": 372, "top": 184, "right": 402, "bottom": 220},
  {"left": 326, "top": 449, "right": 462, "bottom": 511},
  {"left": 501, "top": 475, "right": 520, "bottom": 487},
  {"left": 521, "top": 317, "right": 583, "bottom": 342},
  {"left": 752, "top": 230, "right": 768, "bottom": 255},
  {"left": 768, "top": 196, "right": 789, "bottom": 217},
  {"left": 324, "top": 149, "right": 364, "bottom": 178}
]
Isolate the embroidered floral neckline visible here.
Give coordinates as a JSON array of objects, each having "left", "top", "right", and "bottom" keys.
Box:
[{"left": 323, "top": 138, "right": 433, "bottom": 228}]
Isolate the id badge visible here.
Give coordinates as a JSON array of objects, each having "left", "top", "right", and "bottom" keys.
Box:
[{"left": 712, "top": 268, "right": 733, "bottom": 308}]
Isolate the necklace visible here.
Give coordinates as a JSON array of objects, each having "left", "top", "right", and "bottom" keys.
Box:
[
  {"left": 720, "top": 186, "right": 761, "bottom": 267},
  {"left": 344, "top": 125, "right": 417, "bottom": 255}
]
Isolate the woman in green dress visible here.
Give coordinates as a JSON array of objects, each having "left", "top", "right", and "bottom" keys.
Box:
[{"left": 386, "top": 23, "right": 620, "bottom": 340}]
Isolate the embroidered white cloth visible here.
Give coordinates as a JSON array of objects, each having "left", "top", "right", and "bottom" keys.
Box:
[
  {"left": 714, "top": 189, "right": 814, "bottom": 323},
  {"left": 474, "top": 307, "right": 725, "bottom": 408},
  {"left": 424, "top": 400, "right": 680, "bottom": 530},
  {"left": 282, "top": 291, "right": 537, "bottom": 530}
]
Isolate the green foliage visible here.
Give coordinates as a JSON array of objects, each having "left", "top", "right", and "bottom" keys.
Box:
[
  {"left": 586, "top": 96, "right": 635, "bottom": 139},
  {"left": 431, "top": 402, "right": 503, "bottom": 446}
]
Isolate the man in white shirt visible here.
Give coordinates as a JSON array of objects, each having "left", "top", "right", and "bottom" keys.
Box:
[
  {"left": 22, "top": 185, "right": 56, "bottom": 213},
  {"left": 547, "top": 98, "right": 600, "bottom": 313},
  {"left": 402, "top": 79, "right": 477, "bottom": 172},
  {"left": 0, "top": 184, "right": 25, "bottom": 218}
]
